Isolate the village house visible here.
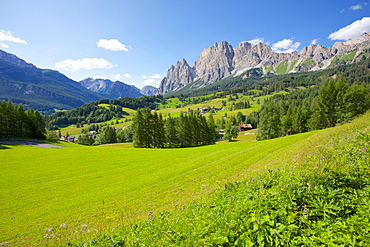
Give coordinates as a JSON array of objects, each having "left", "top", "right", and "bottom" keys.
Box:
[{"left": 238, "top": 124, "right": 253, "bottom": 131}]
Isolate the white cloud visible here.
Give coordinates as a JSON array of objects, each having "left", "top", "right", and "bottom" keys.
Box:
[
  {"left": 55, "top": 58, "right": 114, "bottom": 71},
  {"left": 247, "top": 37, "right": 264, "bottom": 45},
  {"left": 111, "top": 74, "right": 122, "bottom": 81},
  {"left": 142, "top": 74, "right": 162, "bottom": 86},
  {"left": 271, "top": 38, "right": 301, "bottom": 53},
  {"left": 350, "top": 4, "right": 363, "bottom": 10},
  {"left": 0, "top": 30, "right": 27, "bottom": 48},
  {"left": 123, "top": 73, "right": 131, "bottom": 78},
  {"left": 311, "top": 39, "right": 319, "bottom": 45},
  {"left": 328, "top": 17, "right": 370, "bottom": 41},
  {"left": 97, "top": 39, "right": 129, "bottom": 51},
  {"left": 1, "top": 43, "right": 10, "bottom": 48}
]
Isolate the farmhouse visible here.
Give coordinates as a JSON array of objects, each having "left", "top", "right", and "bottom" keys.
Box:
[{"left": 238, "top": 124, "right": 253, "bottom": 131}]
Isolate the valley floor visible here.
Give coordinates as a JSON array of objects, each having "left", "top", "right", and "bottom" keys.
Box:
[{"left": 1, "top": 113, "right": 370, "bottom": 246}]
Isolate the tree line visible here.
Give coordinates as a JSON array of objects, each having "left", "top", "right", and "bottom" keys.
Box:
[
  {"left": 256, "top": 78, "right": 370, "bottom": 140},
  {"left": 132, "top": 108, "right": 218, "bottom": 148},
  {"left": 0, "top": 100, "right": 46, "bottom": 139}
]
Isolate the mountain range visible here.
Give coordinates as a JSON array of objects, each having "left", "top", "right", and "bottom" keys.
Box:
[
  {"left": 79, "top": 78, "right": 142, "bottom": 99},
  {"left": 0, "top": 49, "right": 158, "bottom": 114},
  {"left": 158, "top": 32, "right": 370, "bottom": 94}
]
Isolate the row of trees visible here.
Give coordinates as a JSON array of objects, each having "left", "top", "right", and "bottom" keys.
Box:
[
  {"left": 257, "top": 79, "right": 369, "bottom": 140},
  {"left": 132, "top": 108, "right": 218, "bottom": 148},
  {"left": 0, "top": 101, "right": 46, "bottom": 139}
]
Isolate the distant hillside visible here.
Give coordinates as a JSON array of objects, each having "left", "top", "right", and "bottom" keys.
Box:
[
  {"left": 79, "top": 78, "right": 142, "bottom": 99},
  {"left": 0, "top": 49, "right": 104, "bottom": 114},
  {"left": 140, "top": 85, "right": 158, "bottom": 96}
]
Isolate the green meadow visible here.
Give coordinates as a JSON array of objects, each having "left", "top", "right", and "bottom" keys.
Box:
[
  {"left": 2, "top": 131, "right": 313, "bottom": 245},
  {"left": 1, "top": 112, "right": 370, "bottom": 245}
]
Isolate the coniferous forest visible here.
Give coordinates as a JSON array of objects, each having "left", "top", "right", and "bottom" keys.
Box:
[
  {"left": 132, "top": 107, "right": 218, "bottom": 148},
  {"left": 256, "top": 78, "right": 370, "bottom": 140},
  {"left": 0, "top": 101, "right": 46, "bottom": 139}
]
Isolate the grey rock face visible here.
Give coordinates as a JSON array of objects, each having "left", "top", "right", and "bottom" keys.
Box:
[
  {"left": 158, "top": 32, "right": 370, "bottom": 95},
  {"left": 193, "top": 41, "right": 235, "bottom": 84},
  {"left": 157, "top": 58, "right": 196, "bottom": 95}
]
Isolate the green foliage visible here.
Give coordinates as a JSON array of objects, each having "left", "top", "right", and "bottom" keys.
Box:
[
  {"left": 223, "top": 121, "right": 239, "bottom": 141},
  {"left": 0, "top": 100, "right": 46, "bottom": 139},
  {"left": 132, "top": 108, "right": 217, "bottom": 148},
  {"left": 46, "top": 101, "right": 127, "bottom": 129},
  {"left": 257, "top": 100, "right": 282, "bottom": 140},
  {"left": 310, "top": 79, "right": 369, "bottom": 129},
  {"left": 257, "top": 78, "right": 370, "bottom": 140}
]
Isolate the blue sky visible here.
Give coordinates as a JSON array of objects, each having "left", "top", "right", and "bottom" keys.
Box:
[{"left": 1, "top": 0, "right": 370, "bottom": 89}]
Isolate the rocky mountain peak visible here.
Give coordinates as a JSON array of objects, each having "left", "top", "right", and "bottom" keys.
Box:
[
  {"left": 157, "top": 58, "right": 196, "bottom": 95},
  {"left": 193, "top": 41, "right": 234, "bottom": 84},
  {"left": 158, "top": 32, "right": 370, "bottom": 95}
]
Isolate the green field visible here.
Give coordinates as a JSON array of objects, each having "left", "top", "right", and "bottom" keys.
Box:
[{"left": 1, "top": 112, "right": 369, "bottom": 246}]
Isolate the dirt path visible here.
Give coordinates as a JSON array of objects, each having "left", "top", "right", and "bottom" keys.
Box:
[{"left": 0, "top": 140, "right": 69, "bottom": 148}]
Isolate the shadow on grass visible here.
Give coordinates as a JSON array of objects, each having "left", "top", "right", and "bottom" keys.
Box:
[{"left": 0, "top": 143, "right": 20, "bottom": 149}]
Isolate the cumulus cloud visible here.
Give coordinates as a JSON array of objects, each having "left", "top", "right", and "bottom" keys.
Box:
[
  {"left": 271, "top": 39, "right": 301, "bottom": 53},
  {"left": 311, "top": 39, "right": 319, "bottom": 45},
  {"left": 55, "top": 58, "right": 114, "bottom": 71},
  {"left": 97, "top": 39, "right": 129, "bottom": 51},
  {"left": 123, "top": 73, "right": 131, "bottom": 78},
  {"left": 328, "top": 17, "right": 370, "bottom": 41},
  {"left": 0, "top": 30, "right": 27, "bottom": 48},
  {"left": 142, "top": 74, "right": 162, "bottom": 86},
  {"left": 247, "top": 37, "right": 264, "bottom": 45}
]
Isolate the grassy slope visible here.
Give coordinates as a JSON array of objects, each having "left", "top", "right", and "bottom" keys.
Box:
[
  {"left": 2, "top": 131, "right": 317, "bottom": 245},
  {"left": 2, "top": 111, "right": 369, "bottom": 246}
]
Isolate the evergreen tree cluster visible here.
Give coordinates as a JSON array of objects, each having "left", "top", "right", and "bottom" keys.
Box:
[
  {"left": 110, "top": 95, "right": 163, "bottom": 110},
  {"left": 232, "top": 99, "right": 251, "bottom": 110},
  {"left": 257, "top": 78, "right": 370, "bottom": 140},
  {"left": 132, "top": 108, "right": 218, "bottom": 148},
  {"left": 0, "top": 100, "right": 46, "bottom": 139}
]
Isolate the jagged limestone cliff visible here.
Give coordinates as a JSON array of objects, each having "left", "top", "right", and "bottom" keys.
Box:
[{"left": 158, "top": 32, "right": 370, "bottom": 95}]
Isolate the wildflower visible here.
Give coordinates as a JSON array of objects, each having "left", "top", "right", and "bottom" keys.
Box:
[
  {"left": 81, "top": 224, "right": 88, "bottom": 228},
  {"left": 43, "top": 234, "right": 55, "bottom": 239},
  {"left": 60, "top": 223, "right": 66, "bottom": 228},
  {"left": 44, "top": 228, "right": 52, "bottom": 232}
]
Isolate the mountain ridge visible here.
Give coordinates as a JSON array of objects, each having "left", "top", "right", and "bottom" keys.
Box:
[
  {"left": 79, "top": 78, "right": 142, "bottom": 99},
  {"left": 0, "top": 49, "right": 105, "bottom": 114},
  {"left": 158, "top": 32, "right": 370, "bottom": 95}
]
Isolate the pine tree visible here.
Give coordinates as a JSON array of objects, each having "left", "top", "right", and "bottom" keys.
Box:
[
  {"left": 132, "top": 108, "right": 145, "bottom": 148},
  {"left": 257, "top": 100, "right": 282, "bottom": 140}
]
